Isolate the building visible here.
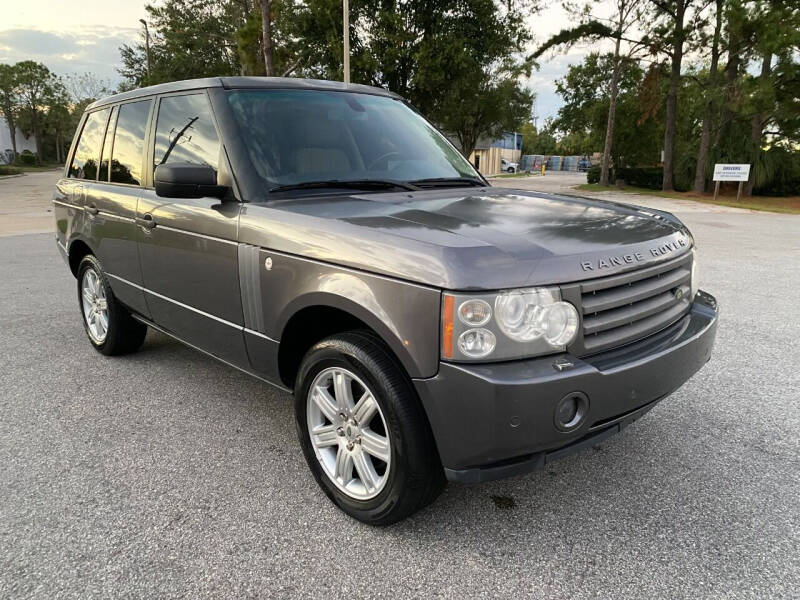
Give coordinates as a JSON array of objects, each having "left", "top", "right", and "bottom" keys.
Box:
[
  {"left": 468, "top": 132, "right": 523, "bottom": 176},
  {"left": 0, "top": 117, "right": 37, "bottom": 164}
]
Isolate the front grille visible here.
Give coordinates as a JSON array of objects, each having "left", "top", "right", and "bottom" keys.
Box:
[{"left": 562, "top": 252, "right": 693, "bottom": 356}]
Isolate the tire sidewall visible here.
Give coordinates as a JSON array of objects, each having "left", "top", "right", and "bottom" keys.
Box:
[
  {"left": 76, "top": 255, "right": 117, "bottom": 353},
  {"left": 294, "top": 338, "right": 415, "bottom": 523}
]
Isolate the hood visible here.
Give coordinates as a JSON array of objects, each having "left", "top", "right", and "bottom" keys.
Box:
[{"left": 239, "top": 187, "right": 692, "bottom": 290}]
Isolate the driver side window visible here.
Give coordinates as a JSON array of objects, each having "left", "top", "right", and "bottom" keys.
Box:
[{"left": 153, "top": 94, "right": 220, "bottom": 175}]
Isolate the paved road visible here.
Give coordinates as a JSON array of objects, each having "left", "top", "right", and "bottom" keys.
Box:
[
  {"left": 0, "top": 170, "right": 61, "bottom": 236},
  {"left": 1, "top": 175, "right": 799, "bottom": 598}
]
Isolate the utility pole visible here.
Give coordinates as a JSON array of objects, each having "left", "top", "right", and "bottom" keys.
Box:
[
  {"left": 139, "top": 19, "right": 151, "bottom": 84},
  {"left": 343, "top": 0, "right": 350, "bottom": 84}
]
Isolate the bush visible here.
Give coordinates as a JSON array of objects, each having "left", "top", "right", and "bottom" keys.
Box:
[
  {"left": 15, "top": 150, "right": 37, "bottom": 166},
  {"left": 588, "top": 166, "right": 692, "bottom": 192},
  {"left": 755, "top": 178, "right": 800, "bottom": 197},
  {"left": 0, "top": 165, "right": 22, "bottom": 176},
  {"left": 616, "top": 167, "right": 664, "bottom": 190}
]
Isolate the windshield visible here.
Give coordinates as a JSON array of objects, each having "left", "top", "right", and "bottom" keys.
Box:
[{"left": 225, "top": 89, "right": 481, "bottom": 190}]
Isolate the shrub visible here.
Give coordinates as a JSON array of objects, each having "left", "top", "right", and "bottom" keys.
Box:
[
  {"left": 15, "top": 150, "right": 37, "bottom": 166},
  {"left": 755, "top": 177, "right": 800, "bottom": 197},
  {"left": 0, "top": 165, "right": 22, "bottom": 176},
  {"left": 616, "top": 167, "right": 663, "bottom": 190}
]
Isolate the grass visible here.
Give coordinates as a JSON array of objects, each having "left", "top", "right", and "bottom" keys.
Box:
[
  {"left": 491, "top": 171, "right": 540, "bottom": 179},
  {"left": 575, "top": 183, "right": 800, "bottom": 214},
  {"left": 12, "top": 164, "right": 64, "bottom": 172},
  {"left": 0, "top": 165, "right": 23, "bottom": 176}
]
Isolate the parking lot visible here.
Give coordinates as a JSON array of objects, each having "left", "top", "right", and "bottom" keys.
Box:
[{"left": 1, "top": 171, "right": 798, "bottom": 598}]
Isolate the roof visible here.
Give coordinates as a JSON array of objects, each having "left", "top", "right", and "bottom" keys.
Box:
[{"left": 87, "top": 77, "right": 401, "bottom": 110}]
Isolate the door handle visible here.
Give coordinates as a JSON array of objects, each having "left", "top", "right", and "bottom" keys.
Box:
[
  {"left": 86, "top": 203, "right": 99, "bottom": 215},
  {"left": 136, "top": 214, "right": 156, "bottom": 230}
]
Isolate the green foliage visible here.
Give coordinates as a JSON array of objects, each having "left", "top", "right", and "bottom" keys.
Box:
[
  {"left": 521, "top": 120, "right": 558, "bottom": 155},
  {"left": 527, "top": 21, "right": 614, "bottom": 62},
  {"left": 15, "top": 150, "right": 36, "bottom": 166},
  {"left": 587, "top": 166, "right": 690, "bottom": 191},
  {"left": 552, "top": 53, "right": 660, "bottom": 167},
  {"left": 120, "top": 0, "right": 535, "bottom": 159},
  {"left": 0, "top": 165, "right": 22, "bottom": 176}
]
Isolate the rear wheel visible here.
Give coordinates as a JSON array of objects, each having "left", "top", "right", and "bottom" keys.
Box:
[
  {"left": 294, "top": 331, "right": 445, "bottom": 525},
  {"left": 77, "top": 255, "right": 147, "bottom": 355}
]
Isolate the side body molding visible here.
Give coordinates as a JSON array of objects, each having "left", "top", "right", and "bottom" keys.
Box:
[{"left": 238, "top": 243, "right": 266, "bottom": 333}]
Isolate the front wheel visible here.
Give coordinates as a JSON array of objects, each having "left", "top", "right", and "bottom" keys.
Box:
[
  {"left": 77, "top": 255, "right": 147, "bottom": 356},
  {"left": 294, "top": 331, "right": 445, "bottom": 525}
]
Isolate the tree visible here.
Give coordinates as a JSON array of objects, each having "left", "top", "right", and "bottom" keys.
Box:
[
  {"left": 260, "top": 0, "right": 275, "bottom": 75},
  {"left": 552, "top": 53, "right": 657, "bottom": 166},
  {"left": 14, "top": 61, "right": 64, "bottom": 163},
  {"left": 369, "top": 0, "right": 535, "bottom": 157},
  {"left": 529, "top": 0, "right": 647, "bottom": 185},
  {"left": 0, "top": 64, "right": 20, "bottom": 160},
  {"left": 693, "top": 0, "right": 723, "bottom": 192},
  {"left": 62, "top": 72, "right": 113, "bottom": 104},
  {"left": 119, "top": 0, "right": 246, "bottom": 86},
  {"left": 647, "top": 0, "right": 707, "bottom": 191}
]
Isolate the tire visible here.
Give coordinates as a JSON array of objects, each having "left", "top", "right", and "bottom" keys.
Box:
[
  {"left": 294, "top": 330, "right": 445, "bottom": 525},
  {"left": 76, "top": 254, "right": 147, "bottom": 356}
]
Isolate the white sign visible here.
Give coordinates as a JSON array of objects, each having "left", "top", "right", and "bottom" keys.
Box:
[{"left": 713, "top": 163, "right": 750, "bottom": 182}]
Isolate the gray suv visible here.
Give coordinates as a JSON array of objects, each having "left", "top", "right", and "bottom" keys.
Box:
[{"left": 54, "top": 77, "right": 718, "bottom": 524}]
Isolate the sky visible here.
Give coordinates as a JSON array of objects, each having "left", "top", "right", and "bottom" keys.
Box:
[{"left": 0, "top": 0, "right": 604, "bottom": 123}]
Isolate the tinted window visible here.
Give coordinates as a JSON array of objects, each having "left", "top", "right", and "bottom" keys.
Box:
[
  {"left": 69, "top": 108, "right": 110, "bottom": 180},
  {"left": 225, "top": 90, "right": 478, "bottom": 187},
  {"left": 154, "top": 94, "right": 219, "bottom": 173},
  {"left": 110, "top": 99, "right": 152, "bottom": 185},
  {"left": 98, "top": 107, "right": 117, "bottom": 182}
]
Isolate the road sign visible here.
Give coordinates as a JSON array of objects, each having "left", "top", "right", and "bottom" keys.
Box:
[{"left": 713, "top": 164, "right": 750, "bottom": 182}]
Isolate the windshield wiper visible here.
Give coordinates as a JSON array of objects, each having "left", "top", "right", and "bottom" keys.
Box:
[
  {"left": 409, "top": 177, "right": 487, "bottom": 189},
  {"left": 269, "top": 179, "right": 420, "bottom": 194}
]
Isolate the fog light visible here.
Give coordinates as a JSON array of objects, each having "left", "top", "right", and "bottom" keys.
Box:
[{"left": 554, "top": 392, "right": 589, "bottom": 431}]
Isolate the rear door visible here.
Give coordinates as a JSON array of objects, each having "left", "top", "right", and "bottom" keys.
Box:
[
  {"left": 136, "top": 91, "right": 247, "bottom": 365},
  {"left": 88, "top": 99, "right": 154, "bottom": 317}
]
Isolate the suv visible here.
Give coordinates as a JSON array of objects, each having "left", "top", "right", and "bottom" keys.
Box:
[{"left": 54, "top": 78, "right": 718, "bottom": 525}]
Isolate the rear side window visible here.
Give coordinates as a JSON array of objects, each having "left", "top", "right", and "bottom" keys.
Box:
[
  {"left": 110, "top": 99, "right": 152, "bottom": 186},
  {"left": 68, "top": 108, "right": 110, "bottom": 180},
  {"left": 98, "top": 107, "right": 118, "bottom": 182},
  {"left": 154, "top": 94, "right": 219, "bottom": 173}
]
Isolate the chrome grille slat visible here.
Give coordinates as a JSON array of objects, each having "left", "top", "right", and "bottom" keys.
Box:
[{"left": 563, "top": 251, "right": 694, "bottom": 356}]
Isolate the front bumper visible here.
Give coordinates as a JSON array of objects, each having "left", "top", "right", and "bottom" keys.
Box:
[{"left": 413, "top": 291, "right": 718, "bottom": 483}]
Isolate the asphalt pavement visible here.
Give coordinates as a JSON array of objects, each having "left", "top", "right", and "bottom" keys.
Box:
[{"left": 1, "top": 173, "right": 798, "bottom": 598}]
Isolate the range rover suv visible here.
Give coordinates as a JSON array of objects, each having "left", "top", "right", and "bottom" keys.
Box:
[{"left": 54, "top": 77, "right": 718, "bottom": 525}]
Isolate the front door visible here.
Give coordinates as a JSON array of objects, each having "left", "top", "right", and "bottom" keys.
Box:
[{"left": 136, "top": 92, "right": 247, "bottom": 366}]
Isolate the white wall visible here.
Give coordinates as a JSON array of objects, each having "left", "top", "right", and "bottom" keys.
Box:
[{"left": 0, "top": 117, "right": 37, "bottom": 164}]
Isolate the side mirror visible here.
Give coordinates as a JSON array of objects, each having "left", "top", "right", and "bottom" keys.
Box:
[{"left": 154, "top": 162, "right": 230, "bottom": 199}]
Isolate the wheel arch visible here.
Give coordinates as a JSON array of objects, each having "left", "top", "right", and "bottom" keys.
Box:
[
  {"left": 67, "top": 238, "right": 94, "bottom": 277},
  {"left": 276, "top": 292, "right": 420, "bottom": 389}
]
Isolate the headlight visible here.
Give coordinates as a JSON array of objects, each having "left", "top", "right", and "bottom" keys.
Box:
[
  {"left": 690, "top": 249, "right": 699, "bottom": 298},
  {"left": 442, "top": 287, "right": 580, "bottom": 362}
]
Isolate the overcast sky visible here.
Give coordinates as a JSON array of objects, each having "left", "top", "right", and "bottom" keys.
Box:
[{"left": 0, "top": 0, "right": 603, "bottom": 123}]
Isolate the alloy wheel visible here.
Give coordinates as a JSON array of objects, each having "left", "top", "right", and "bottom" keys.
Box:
[
  {"left": 81, "top": 267, "right": 109, "bottom": 344},
  {"left": 306, "top": 367, "right": 392, "bottom": 500}
]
